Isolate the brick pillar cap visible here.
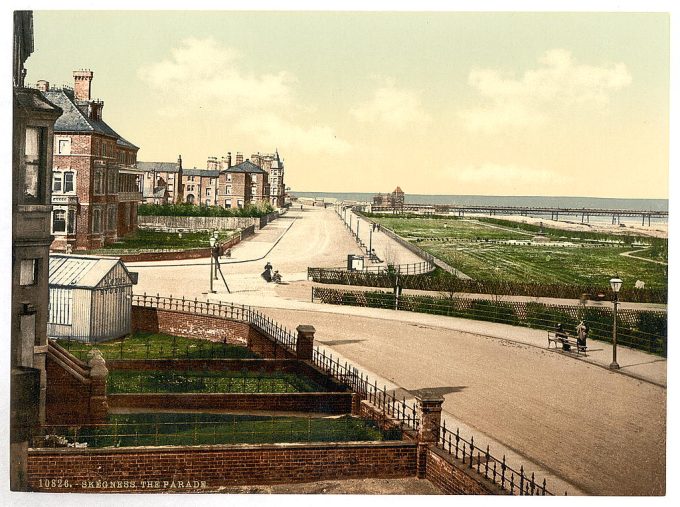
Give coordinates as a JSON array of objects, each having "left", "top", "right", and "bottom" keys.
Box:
[
  {"left": 415, "top": 391, "right": 445, "bottom": 404},
  {"left": 296, "top": 325, "right": 316, "bottom": 334}
]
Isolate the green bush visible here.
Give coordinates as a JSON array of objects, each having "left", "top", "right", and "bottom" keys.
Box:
[{"left": 139, "top": 202, "right": 274, "bottom": 218}]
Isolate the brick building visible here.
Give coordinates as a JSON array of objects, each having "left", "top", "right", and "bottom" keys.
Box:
[
  {"left": 139, "top": 151, "right": 270, "bottom": 209},
  {"left": 38, "top": 70, "right": 143, "bottom": 251},
  {"left": 250, "top": 151, "right": 285, "bottom": 207},
  {"left": 11, "top": 10, "right": 63, "bottom": 491}
]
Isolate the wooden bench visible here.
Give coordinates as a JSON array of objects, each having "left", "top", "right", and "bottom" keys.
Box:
[{"left": 547, "top": 332, "right": 588, "bottom": 356}]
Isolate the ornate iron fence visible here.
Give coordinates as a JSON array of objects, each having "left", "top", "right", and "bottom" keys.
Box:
[
  {"left": 436, "top": 422, "right": 554, "bottom": 495},
  {"left": 311, "top": 287, "right": 667, "bottom": 356}
]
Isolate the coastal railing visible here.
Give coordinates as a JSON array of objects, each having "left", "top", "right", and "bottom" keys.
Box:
[{"left": 311, "top": 287, "right": 667, "bottom": 357}]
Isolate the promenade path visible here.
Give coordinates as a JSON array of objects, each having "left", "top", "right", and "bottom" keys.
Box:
[{"left": 128, "top": 205, "right": 667, "bottom": 496}]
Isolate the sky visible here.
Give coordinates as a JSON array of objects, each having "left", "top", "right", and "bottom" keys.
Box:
[{"left": 22, "top": 9, "right": 670, "bottom": 198}]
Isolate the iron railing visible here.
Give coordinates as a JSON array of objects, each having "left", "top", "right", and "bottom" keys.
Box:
[
  {"left": 311, "top": 287, "right": 667, "bottom": 356},
  {"left": 132, "top": 293, "right": 298, "bottom": 353},
  {"left": 311, "top": 347, "right": 420, "bottom": 431},
  {"left": 436, "top": 422, "right": 554, "bottom": 495}
]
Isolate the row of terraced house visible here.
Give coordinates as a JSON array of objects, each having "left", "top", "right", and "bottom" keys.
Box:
[{"left": 137, "top": 149, "right": 285, "bottom": 209}]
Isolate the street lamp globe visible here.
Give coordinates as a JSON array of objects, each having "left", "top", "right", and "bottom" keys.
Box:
[
  {"left": 213, "top": 230, "right": 219, "bottom": 239},
  {"left": 209, "top": 236, "right": 216, "bottom": 248},
  {"left": 610, "top": 277, "right": 623, "bottom": 293}
]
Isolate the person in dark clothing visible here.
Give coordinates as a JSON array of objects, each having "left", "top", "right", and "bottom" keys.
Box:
[
  {"left": 262, "top": 262, "right": 273, "bottom": 282},
  {"left": 556, "top": 323, "right": 570, "bottom": 351}
]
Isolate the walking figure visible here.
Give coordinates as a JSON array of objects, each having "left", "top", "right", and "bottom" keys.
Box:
[{"left": 576, "top": 321, "right": 589, "bottom": 348}]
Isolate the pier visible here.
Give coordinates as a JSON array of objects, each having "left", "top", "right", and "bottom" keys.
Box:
[{"left": 369, "top": 204, "right": 667, "bottom": 226}]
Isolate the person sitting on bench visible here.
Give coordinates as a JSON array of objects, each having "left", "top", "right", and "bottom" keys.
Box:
[
  {"left": 576, "top": 321, "right": 589, "bottom": 349},
  {"left": 556, "top": 323, "right": 570, "bottom": 351}
]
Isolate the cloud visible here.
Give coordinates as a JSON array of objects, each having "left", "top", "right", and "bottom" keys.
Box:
[
  {"left": 139, "top": 38, "right": 348, "bottom": 155},
  {"left": 452, "top": 163, "right": 572, "bottom": 187},
  {"left": 350, "top": 79, "right": 430, "bottom": 129},
  {"left": 460, "top": 49, "right": 632, "bottom": 132}
]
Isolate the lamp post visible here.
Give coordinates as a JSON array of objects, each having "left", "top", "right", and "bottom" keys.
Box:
[
  {"left": 369, "top": 226, "right": 373, "bottom": 257},
  {"left": 356, "top": 217, "right": 360, "bottom": 240},
  {"left": 209, "top": 236, "right": 217, "bottom": 293},
  {"left": 609, "top": 276, "right": 622, "bottom": 369}
]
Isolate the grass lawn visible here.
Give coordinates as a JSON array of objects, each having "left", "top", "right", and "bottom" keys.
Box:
[
  {"left": 369, "top": 216, "right": 668, "bottom": 289},
  {"left": 86, "top": 229, "right": 234, "bottom": 252},
  {"left": 107, "top": 370, "right": 325, "bottom": 394},
  {"left": 56, "top": 332, "right": 259, "bottom": 361},
  {"left": 40, "top": 413, "right": 398, "bottom": 447}
]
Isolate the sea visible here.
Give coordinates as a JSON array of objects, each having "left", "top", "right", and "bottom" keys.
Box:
[{"left": 293, "top": 192, "right": 669, "bottom": 226}]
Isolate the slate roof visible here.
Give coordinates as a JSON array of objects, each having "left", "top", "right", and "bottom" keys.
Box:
[
  {"left": 14, "top": 87, "right": 62, "bottom": 114},
  {"left": 42, "top": 89, "right": 139, "bottom": 149},
  {"left": 184, "top": 168, "right": 219, "bottom": 178},
  {"left": 137, "top": 161, "right": 180, "bottom": 173},
  {"left": 49, "top": 254, "right": 131, "bottom": 289},
  {"left": 224, "top": 160, "right": 267, "bottom": 175}
]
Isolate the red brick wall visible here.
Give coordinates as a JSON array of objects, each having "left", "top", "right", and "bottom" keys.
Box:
[
  {"left": 425, "top": 446, "right": 505, "bottom": 495},
  {"left": 27, "top": 441, "right": 417, "bottom": 492},
  {"left": 130, "top": 306, "right": 295, "bottom": 359},
  {"left": 131, "top": 306, "right": 249, "bottom": 346},
  {"left": 108, "top": 392, "right": 353, "bottom": 414}
]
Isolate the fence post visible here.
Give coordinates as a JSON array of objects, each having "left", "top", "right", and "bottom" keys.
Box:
[
  {"left": 415, "top": 391, "right": 444, "bottom": 478},
  {"left": 295, "top": 325, "right": 316, "bottom": 361}
]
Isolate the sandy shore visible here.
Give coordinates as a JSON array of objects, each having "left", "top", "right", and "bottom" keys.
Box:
[{"left": 467, "top": 213, "right": 668, "bottom": 239}]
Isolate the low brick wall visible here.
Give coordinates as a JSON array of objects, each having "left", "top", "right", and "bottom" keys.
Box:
[
  {"left": 108, "top": 392, "right": 354, "bottom": 414},
  {"left": 131, "top": 306, "right": 296, "bottom": 359},
  {"left": 426, "top": 446, "right": 505, "bottom": 495},
  {"left": 27, "top": 441, "right": 417, "bottom": 492}
]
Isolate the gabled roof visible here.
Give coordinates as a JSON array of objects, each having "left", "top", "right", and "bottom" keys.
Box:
[
  {"left": 137, "top": 161, "right": 180, "bottom": 173},
  {"left": 42, "top": 90, "right": 139, "bottom": 150},
  {"left": 393, "top": 186, "right": 404, "bottom": 194},
  {"left": 224, "top": 160, "right": 267, "bottom": 175},
  {"left": 49, "top": 254, "right": 132, "bottom": 289}
]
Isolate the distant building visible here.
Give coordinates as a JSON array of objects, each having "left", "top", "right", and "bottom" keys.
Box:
[
  {"left": 11, "top": 10, "right": 63, "bottom": 491},
  {"left": 139, "top": 151, "right": 271, "bottom": 209},
  {"left": 48, "top": 254, "right": 137, "bottom": 343},
  {"left": 373, "top": 186, "right": 405, "bottom": 213},
  {"left": 250, "top": 151, "right": 285, "bottom": 207},
  {"left": 38, "top": 70, "right": 143, "bottom": 251}
]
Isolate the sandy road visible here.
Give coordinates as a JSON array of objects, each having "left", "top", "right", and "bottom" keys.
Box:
[{"left": 257, "top": 307, "right": 666, "bottom": 496}]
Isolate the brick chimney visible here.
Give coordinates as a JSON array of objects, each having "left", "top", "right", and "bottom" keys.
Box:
[
  {"left": 226, "top": 152, "right": 232, "bottom": 168},
  {"left": 88, "top": 100, "right": 104, "bottom": 120},
  {"left": 235, "top": 152, "right": 243, "bottom": 165},
  {"left": 36, "top": 80, "right": 49, "bottom": 91},
  {"left": 73, "top": 69, "right": 93, "bottom": 101}
]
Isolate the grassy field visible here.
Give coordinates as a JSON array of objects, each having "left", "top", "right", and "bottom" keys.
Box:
[
  {"left": 39, "top": 413, "right": 397, "bottom": 447},
  {"left": 107, "top": 370, "right": 325, "bottom": 394},
  {"left": 369, "top": 216, "right": 668, "bottom": 289},
  {"left": 86, "top": 229, "right": 234, "bottom": 252},
  {"left": 56, "top": 332, "right": 259, "bottom": 361}
]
